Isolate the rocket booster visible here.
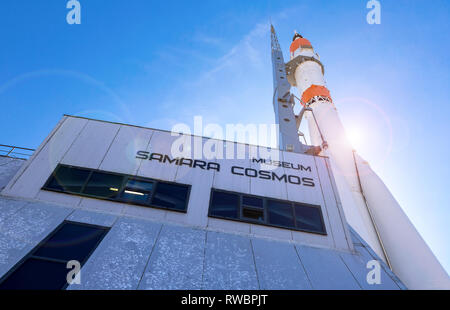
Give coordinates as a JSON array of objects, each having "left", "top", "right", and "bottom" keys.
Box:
[{"left": 285, "top": 30, "right": 450, "bottom": 289}]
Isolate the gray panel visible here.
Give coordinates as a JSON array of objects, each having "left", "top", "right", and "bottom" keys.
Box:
[
  {"left": 99, "top": 125, "right": 153, "bottom": 176},
  {"left": 203, "top": 231, "right": 258, "bottom": 290},
  {"left": 348, "top": 226, "right": 406, "bottom": 289},
  {"left": 212, "top": 142, "right": 251, "bottom": 194},
  {"left": 313, "top": 156, "right": 350, "bottom": 251},
  {"left": 340, "top": 250, "right": 400, "bottom": 290},
  {"left": 138, "top": 224, "right": 206, "bottom": 290},
  {"left": 68, "top": 217, "right": 161, "bottom": 290},
  {"left": 61, "top": 120, "right": 120, "bottom": 169},
  {"left": 249, "top": 145, "right": 288, "bottom": 200},
  {"left": 0, "top": 197, "right": 28, "bottom": 224},
  {"left": 167, "top": 138, "right": 215, "bottom": 228},
  {"left": 0, "top": 157, "right": 24, "bottom": 191},
  {"left": 295, "top": 245, "right": 361, "bottom": 289},
  {"left": 0, "top": 202, "right": 72, "bottom": 278},
  {"left": 252, "top": 238, "right": 311, "bottom": 289},
  {"left": 4, "top": 117, "right": 88, "bottom": 198},
  {"left": 66, "top": 209, "right": 117, "bottom": 227}
]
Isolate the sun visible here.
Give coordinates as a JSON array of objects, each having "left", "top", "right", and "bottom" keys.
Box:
[{"left": 346, "top": 128, "right": 363, "bottom": 150}]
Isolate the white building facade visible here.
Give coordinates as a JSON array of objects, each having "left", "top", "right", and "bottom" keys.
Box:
[{"left": 0, "top": 115, "right": 405, "bottom": 289}]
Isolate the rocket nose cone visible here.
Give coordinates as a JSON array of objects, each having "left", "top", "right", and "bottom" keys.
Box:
[
  {"left": 289, "top": 37, "right": 312, "bottom": 52},
  {"left": 293, "top": 32, "right": 303, "bottom": 41}
]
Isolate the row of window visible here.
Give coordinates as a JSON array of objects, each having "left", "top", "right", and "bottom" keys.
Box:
[
  {"left": 0, "top": 169, "right": 326, "bottom": 289},
  {"left": 209, "top": 189, "right": 326, "bottom": 235},
  {"left": 43, "top": 165, "right": 326, "bottom": 235},
  {"left": 0, "top": 221, "right": 109, "bottom": 290},
  {"left": 43, "top": 165, "right": 190, "bottom": 212}
]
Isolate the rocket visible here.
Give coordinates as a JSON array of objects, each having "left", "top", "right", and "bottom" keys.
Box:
[{"left": 271, "top": 25, "right": 450, "bottom": 289}]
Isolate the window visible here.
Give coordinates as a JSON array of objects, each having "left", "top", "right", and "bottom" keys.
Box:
[
  {"left": 82, "top": 171, "right": 125, "bottom": 199},
  {"left": 45, "top": 165, "right": 90, "bottom": 193},
  {"left": 42, "top": 165, "right": 191, "bottom": 213},
  {"left": 120, "top": 179, "right": 153, "bottom": 204},
  {"left": 267, "top": 200, "right": 295, "bottom": 228},
  {"left": 241, "top": 196, "right": 264, "bottom": 222},
  {"left": 208, "top": 189, "right": 326, "bottom": 235},
  {"left": 0, "top": 221, "right": 109, "bottom": 290},
  {"left": 209, "top": 191, "right": 239, "bottom": 219},
  {"left": 152, "top": 182, "right": 189, "bottom": 211},
  {"left": 294, "top": 204, "right": 325, "bottom": 234}
]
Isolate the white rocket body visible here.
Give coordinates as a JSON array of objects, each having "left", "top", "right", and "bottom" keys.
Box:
[{"left": 287, "top": 34, "right": 450, "bottom": 289}]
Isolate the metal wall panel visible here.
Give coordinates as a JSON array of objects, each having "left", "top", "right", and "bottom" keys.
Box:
[
  {"left": 312, "top": 156, "right": 351, "bottom": 250},
  {"left": 284, "top": 152, "right": 334, "bottom": 248},
  {"left": 99, "top": 125, "right": 153, "bottom": 176},
  {"left": 66, "top": 209, "right": 117, "bottom": 227},
  {"left": 349, "top": 227, "right": 406, "bottom": 289},
  {"left": 0, "top": 202, "right": 72, "bottom": 278},
  {"left": 0, "top": 197, "right": 28, "bottom": 224},
  {"left": 203, "top": 231, "right": 259, "bottom": 290},
  {"left": 79, "top": 196, "right": 126, "bottom": 215},
  {"left": 68, "top": 217, "right": 161, "bottom": 290},
  {"left": 207, "top": 217, "right": 251, "bottom": 234},
  {"left": 212, "top": 143, "right": 251, "bottom": 194},
  {"left": 61, "top": 120, "right": 120, "bottom": 169},
  {"left": 136, "top": 130, "right": 180, "bottom": 182},
  {"left": 3, "top": 116, "right": 88, "bottom": 198},
  {"left": 295, "top": 245, "right": 360, "bottom": 289},
  {"left": 138, "top": 224, "right": 205, "bottom": 290},
  {"left": 340, "top": 249, "right": 400, "bottom": 290},
  {"left": 167, "top": 138, "right": 215, "bottom": 228},
  {"left": 252, "top": 238, "right": 311, "bottom": 289},
  {"left": 36, "top": 189, "right": 82, "bottom": 207},
  {"left": 0, "top": 157, "right": 24, "bottom": 191},
  {"left": 249, "top": 145, "right": 288, "bottom": 200},
  {"left": 283, "top": 150, "right": 322, "bottom": 206}
]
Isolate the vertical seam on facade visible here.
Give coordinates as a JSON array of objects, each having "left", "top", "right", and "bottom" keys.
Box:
[
  {"left": 293, "top": 245, "right": 314, "bottom": 289},
  {"left": 323, "top": 157, "right": 354, "bottom": 250},
  {"left": 136, "top": 130, "right": 154, "bottom": 175},
  {"left": 324, "top": 159, "right": 354, "bottom": 249},
  {"left": 313, "top": 156, "right": 336, "bottom": 248},
  {"left": 249, "top": 239, "right": 261, "bottom": 290},
  {"left": 200, "top": 230, "right": 208, "bottom": 289},
  {"left": 136, "top": 223, "right": 164, "bottom": 290},
  {"left": 351, "top": 228, "right": 404, "bottom": 289},
  {"left": 338, "top": 253, "right": 363, "bottom": 290},
  {"left": 97, "top": 125, "right": 122, "bottom": 169},
  {"left": 60, "top": 119, "right": 90, "bottom": 164},
  {"left": 8, "top": 117, "right": 68, "bottom": 190}
]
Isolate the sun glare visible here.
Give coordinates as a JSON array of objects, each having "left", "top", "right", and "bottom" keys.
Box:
[{"left": 346, "top": 128, "right": 363, "bottom": 149}]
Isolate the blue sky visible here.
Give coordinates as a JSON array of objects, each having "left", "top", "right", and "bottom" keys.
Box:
[{"left": 1, "top": 0, "right": 449, "bottom": 274}]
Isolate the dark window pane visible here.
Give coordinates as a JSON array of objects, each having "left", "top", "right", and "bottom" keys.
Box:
[
  {"left": 0, "top": 258, "right": 68, "bottom": 290},
  {"left": 210, "top": 191, "right": 239, "bottom": 219},
  {"left": 0, "top": 222, "right": 109, "bottom": 290},
  {"left": 267, "top": 200, "right": 295, "bottom": 228},
  {"left": 120, "top": 179, "right": 153, "bottom": 203},
  {"left": 242, "top": 196, "right": 263, "bottom": 208},
  {"left": 152, "top": 182, "right": 189, "bottom": 211},
  {"left": 242, "top": 207, "right": 264, "bottom": 222},
  {"left": 34, "top": 223, "right": 107, "bottom": 262},
  {"left": 45, "top": 166, "right": 90, "bottom": 193},
  {"left": 294, "top": 204, "right": 325, "bottom": 233},
  {"left": 82, "top": 172, "right": 124, "bottom": 198}
]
